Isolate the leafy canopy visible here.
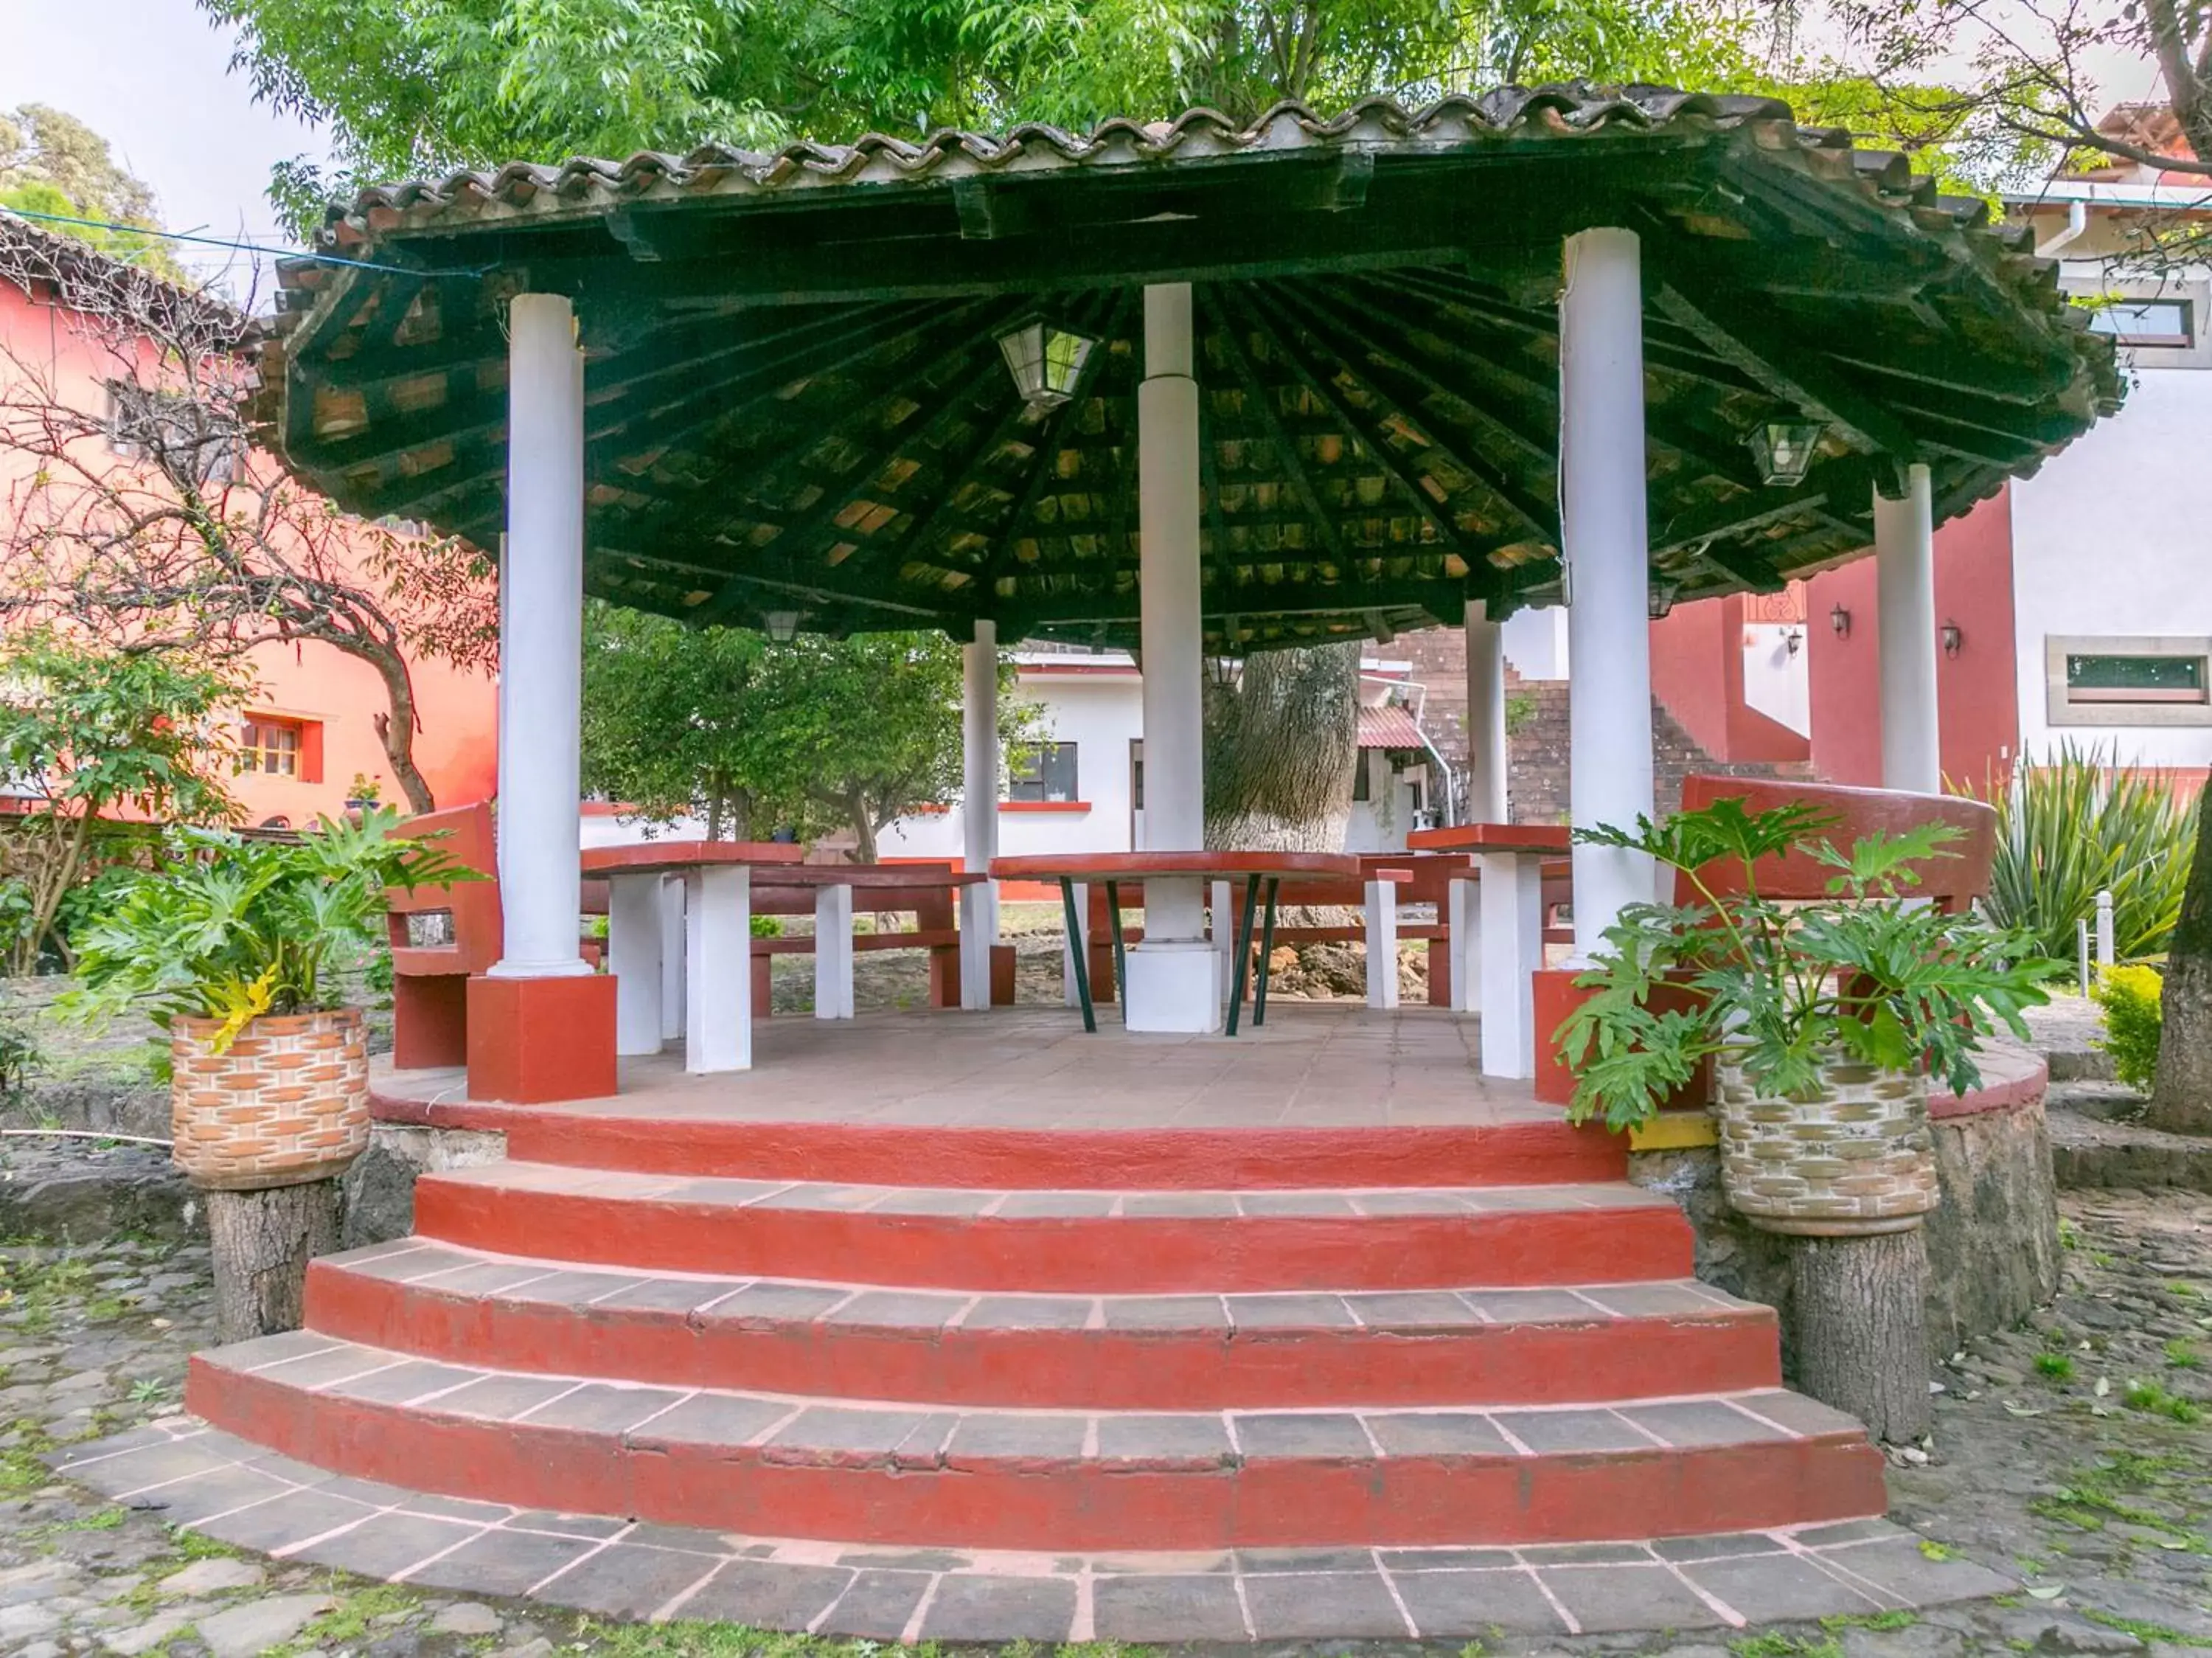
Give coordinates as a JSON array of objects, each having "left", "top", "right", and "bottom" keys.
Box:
[
  {"left": 1557, "top": 798, "right": 2059, "bottom": 1131},
  {"left": 63, "top": 805, "right": 474, "bottom": 1051},
  {"left": 0, "top": 104, "right": 182, "bottom": 279}
]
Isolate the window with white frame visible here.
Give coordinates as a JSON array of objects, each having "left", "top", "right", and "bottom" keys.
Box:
[
  {"left": 2088, "top": 298, "right": 2195, "bottom": 350},
  {"left": 2047, "top": 637, "right": 2212, "bottom": 726}
]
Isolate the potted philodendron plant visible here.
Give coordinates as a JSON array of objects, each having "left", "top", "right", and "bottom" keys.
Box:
[
  {"left": 66, "top": 807, "right": 467, "bottom": 1341},
  {"left": 1551, "top": 797, "right": 2056, "bottom": 1443}
]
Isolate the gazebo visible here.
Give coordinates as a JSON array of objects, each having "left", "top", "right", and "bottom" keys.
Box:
[{"left": 85, "top": 88, "right": 2114, "bottom": 1640}]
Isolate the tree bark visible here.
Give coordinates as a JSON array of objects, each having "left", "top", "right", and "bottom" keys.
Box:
[
  {"left": 1203, "top": 642, "right": 1361, "bottom": 853},
  {"left": 1790, "top": 1227, "right": 1933, "bottom": 1444},
  {"left": 363, "top": 642, "right": 435, "bottom": 814},
  {"left": 2149, "top": 784, "right": 2212, "bottom": 1135},
  {"left": 206, "top": 1180, "right": 342, "bottom": 1345}
]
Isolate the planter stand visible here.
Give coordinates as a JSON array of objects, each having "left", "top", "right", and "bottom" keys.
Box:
[
  {"left": 1714, "top": 1051, "right": 1939, "bottom": 1445},
  {"left": 207, "top": 1181, "right": 344, "bottom": 1346},
  {"left": 171, "top": 1008, "right": 370, "bottom": 1345}
]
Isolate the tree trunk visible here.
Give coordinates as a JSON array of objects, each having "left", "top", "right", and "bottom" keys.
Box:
[
  {"left": 362, "top": 642, "right": 435, "bottom": 814},
  {"left": 849, "top": 794, "right": 879, "bottom": 864},
  {"left": 1203, "top": 642, "right": 1361, "bottom": 853},
  {"left": 206, "top": 1180, "right": 342, "bottom": 1345},
  {"left": 2149, "top": 784, "right": 2212, "bottom": 1135},
  {"left": 1790, "top": 1227, "right": 1933, "bottom": 1444}
]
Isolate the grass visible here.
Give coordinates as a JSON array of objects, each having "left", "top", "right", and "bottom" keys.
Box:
[
  {"left": 577, "top": 1623, "right": 963, "bottom": 1658},
  {"left": 1729, "top": 1634, "right": 1843, "bottom": 1658},
  {"left": 1822, "top": 1610, "right": 1919, "bottom": 1632},
  {"left": 2036, "top": 1353, "right": 2076, "bottom": 1382},
  {"left": 1918, "top": 1539, "right": 1956, "bottom": 1561},
  {"left": 2166, "top": 1339, "right": 2202, "bottom": 1370},
  {"left": 2082, "top": 1610, "right": 2212, "bottom": 1649},
  {"left": 0, "top": 1416, "right": 57, "bottom": 1493},
  {"left": 2121, "top": 1380, "right": 2205, "bottom": 1423},
  {"left": 2028, "top": 1451, "right": 2212, "bottom": 1550},
  {"left": 283, "top": 1583, "right": 418, "bottom": 1650}
]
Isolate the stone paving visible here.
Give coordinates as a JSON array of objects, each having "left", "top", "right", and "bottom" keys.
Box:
[{"left": 2, "top": 1188, "right": 2208, "bottom": 1655}]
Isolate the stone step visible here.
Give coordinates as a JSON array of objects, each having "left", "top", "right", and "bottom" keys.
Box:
[
  {"left": 411, "top": 1162, "right": 1695, "bottom": 1292},
  {"left": 57, "top": 1420, "right": 2003, "bottom": 1643},
  {"left": 373, "top": 1087, "right": 1629, "bottom": 1189},
  {"left": 184, "top": 1333, "right": 1888, "bottom": 1553},
  {"left": 305, "top": 1240, "right": 1783, "bottom": 1409}
]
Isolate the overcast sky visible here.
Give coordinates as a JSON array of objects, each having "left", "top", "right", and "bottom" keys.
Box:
[{"left": 0, "top": 0, "right": 2174, "bottom": 298}]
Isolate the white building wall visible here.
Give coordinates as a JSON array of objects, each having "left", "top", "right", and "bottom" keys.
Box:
[
  {"left": 1742, "top": 622, "right": 1812, "bottom": 738},
  {"left": 1503, "top": 606, "right": 1568, "bottom": 679},
  {"left": 2010, "top": 359, "right": 2212, "bottom": 771}
]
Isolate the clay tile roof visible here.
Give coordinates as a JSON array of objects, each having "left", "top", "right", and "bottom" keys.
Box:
[{"left": 1358, "top": 704, "right": 1429, "bottom": 750}]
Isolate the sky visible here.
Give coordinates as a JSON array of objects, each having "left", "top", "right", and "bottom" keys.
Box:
[
  {"left": 0, "top": 0, "right": 335, "bottom": 292},
  {"left": 0, "top": 0, "right": 2176, "bottom": 300}
]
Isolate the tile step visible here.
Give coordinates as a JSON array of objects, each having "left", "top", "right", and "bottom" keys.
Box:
[
  {"left": 183, "top": 1333, "right": 1889, "bottom": 1552},
  {"left": 307, "top": 1240, "right": 1782, "bottom": 1407},
  {"left": 411, "top": 1163, "right": 1696, "bottom": 1291},
  {"left": 58, "top": 1418, "right": 2008, "bottom": 1643}
]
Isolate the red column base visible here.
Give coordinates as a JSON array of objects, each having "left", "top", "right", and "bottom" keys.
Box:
[
  {"left": 392, "top": 975, "right": 468, "bottom": 1069},
  {"left": 990, "top": 943, "right": 1017, "bottom": 1007},
  {"left": 466, "top": 974, "right": 619, "bottom": 1104},
  {"left": 1533, "top": 968, "right": 1710, "bottom": 1111}
]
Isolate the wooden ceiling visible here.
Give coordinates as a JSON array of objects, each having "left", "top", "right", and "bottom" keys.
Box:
[{"left": 262, "top": 89, "right": 2121, "bottom": 651}]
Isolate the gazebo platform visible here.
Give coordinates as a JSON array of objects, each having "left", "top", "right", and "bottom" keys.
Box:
[{"left": 49, "top": 1005, "right": 2015, "bottom": 1638}]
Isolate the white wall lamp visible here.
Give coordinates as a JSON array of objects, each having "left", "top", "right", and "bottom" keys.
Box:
[
  {"left": 1941, "top": 620, "right": 1964, "bottom": 657},
  {"left": 1830, "top": 603, "right": 1851, "bottom": 639}
]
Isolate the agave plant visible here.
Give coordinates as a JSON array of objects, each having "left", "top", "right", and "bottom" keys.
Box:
[
  {"left": 63, "top": 806, "right": 471, "bottom": 1050},
  {"left": 1961, "top": 745, "right": 2196, "bottom": 962}
]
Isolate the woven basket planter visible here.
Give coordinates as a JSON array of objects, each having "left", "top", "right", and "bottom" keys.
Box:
[
  {"left": 170, "top": 1007, "right": 370, "bottom": 1193},
  {"left": 1711, "top": 1047, "right": 1940, "bottom": 1236}
]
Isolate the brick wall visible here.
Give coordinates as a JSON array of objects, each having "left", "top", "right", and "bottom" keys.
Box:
[{"left": 1395, "top": 623, "right": 1809, "bottom": 825}]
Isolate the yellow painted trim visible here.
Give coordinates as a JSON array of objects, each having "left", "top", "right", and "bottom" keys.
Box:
[{"left": 1627, "top": 1112, "right": 1718, "bottom": 1151}]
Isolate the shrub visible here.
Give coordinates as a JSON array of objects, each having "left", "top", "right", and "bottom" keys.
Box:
[
  {"left": 1963, "top": 746, "right": 2195, "bottom": 962},
  {"left": 2090, "top": 963, "right": 2163, "bottom": 1094}
]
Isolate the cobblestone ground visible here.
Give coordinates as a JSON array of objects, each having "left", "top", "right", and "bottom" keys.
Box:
[{"left": 3, "top": 1190, "right": 2208, "bottom": 1657}]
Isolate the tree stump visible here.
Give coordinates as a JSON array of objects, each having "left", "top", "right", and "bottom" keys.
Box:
[
  {"left": 1790, "top": 1227, "right": 1933, "bottom": 1444},
  {"left": 206, "top": 1180, "right": 342, "bottom": 1346}
]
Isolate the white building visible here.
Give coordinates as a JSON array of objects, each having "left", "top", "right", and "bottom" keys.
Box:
[
  {"left": 2006, "top": 109, "right": 2212, "bottom": 780},
  {"left": 875, "top": 648, "right": 1448, "bottom": 863}
]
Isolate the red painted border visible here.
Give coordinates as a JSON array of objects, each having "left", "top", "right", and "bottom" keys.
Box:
[
  {"left": 307, "top": 1263, "right": 1781, "bottom": 1409},
  {"left": 188, "top": 1359, "right": 1887, "bottom": 1550},
  {"left": 410, "top": 1179, "right": 1695, "bottom": 1291},
  {"left": 368, "top": 1089, "right": 1626, "bottom": 1190},
  {"left": 1929, "top": 1055, "right": 2048, "bottom": 1121}
]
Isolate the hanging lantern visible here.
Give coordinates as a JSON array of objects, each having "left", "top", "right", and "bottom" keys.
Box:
[
  {"left": 1748, "top": 420, "right": 1825, "bottom": 487},
  {"left": 997, "top": 320, "right": 1098, "bottom": 409},
  {"left": 761, "top": 610, "right": 801, "bottom": 642}
]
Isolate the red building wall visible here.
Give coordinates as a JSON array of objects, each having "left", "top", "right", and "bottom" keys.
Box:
[
  {"left": 1647, "top": 592, "right": 1811, "bottom": 765},
  {"left": 1804, "top": 490, "right": 2019, "bottom": 791}
]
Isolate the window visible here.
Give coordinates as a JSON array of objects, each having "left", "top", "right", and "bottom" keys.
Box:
[
  {"left": 239, "top": 715, "right": 324, "bottom": 780},
  {"left": 2066, "top": 653, "right": 2207, "bottom": 704},
  {"left": 104, "top": 380, "right": 243, "bottom": 485},
  {"left": 2048, "top": 637, "right": 2212, "bottom": 726},
  {"left": 1010, "top": 741, "right": 1079, "bottom": 802},
  {"left": 2088, "top": 299, "right": 2194, "bottom": 350}
]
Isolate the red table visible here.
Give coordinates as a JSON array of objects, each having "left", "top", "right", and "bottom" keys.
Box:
[
  {"left": 580, "top": 842, "right": 804, "bottom": 1073},
  {"left": 1403, "top": 823, "right": 1572, "bottom": 1078},
  {"left": 990, "top": 851, "right": 1363, "bottom": 1035}
]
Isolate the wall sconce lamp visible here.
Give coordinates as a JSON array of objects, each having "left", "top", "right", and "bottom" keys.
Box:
[
  {"left": 1941, "top": 620, "right": 1964, "bottom": 657},
  {"left": 1829, "top": 603, "right": 1851, "bottom": 639},
  {"left": 1784, "top": 628, "right": 1804, "bottom": 656},
  {"left": 1648, "top": 578, "right": 1681, "bottom": 621}
]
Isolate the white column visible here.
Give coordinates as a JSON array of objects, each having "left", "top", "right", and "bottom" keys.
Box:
[
  {"left": 1126, "top": 281, "right": 1218, "bottom": 1033},
  {"left": 1447, "top": 875, "right": 1480, "bottom": 1014},
  {"left": 959, "top": 620, "right": 1001, "bottom": 1010},
  {"left": 1364, "top": 878, "right": 1401, "bottom": 1010},
  {"left": 1874, "top": 464, "right": 1941, "bottom": 794},
  {"left": 1478, "top": 850, "right": 1545, "bottom": 1078},
  {"left": 606, "top": 873, "right": 663, "bottom": 1056},
  {"left": 489, "top": 294, "right": 590, "bottom": 979},
  {"left": 1559, "top": 227, "right": 1656, "bottom": 958},
  {"left": 1212, "top": 878, "right": 1237, "bottom": 1010},
  {"left": 815, "top": 881, "right": 856, "bottom": 1020},
  {"left": 684, "top": 865, "right": 752, "bottom": 1073},
  {"left": 1465, "top": 606, "right": 1508, "bottom": 825},
  {"left": 658, "top": 875, "right": 686, "bottom": 1041}
]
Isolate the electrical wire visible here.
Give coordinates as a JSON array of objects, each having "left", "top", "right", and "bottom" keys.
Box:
[{"left": 0, "top": 206, "right": 498, "bottom": 280}]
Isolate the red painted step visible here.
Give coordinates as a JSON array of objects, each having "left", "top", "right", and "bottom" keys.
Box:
[
  {"left": 188, "top": 1334, "right": 1889, "bottom": 1553},
  {"left": 411, "top": 1164, "right": 1696, "bottom": 1293},
  {"left": 305, "top": 1243, "right": 1782, "bottom": 1409},
  {"left": 373, "top": 1089, "right": 1627, "bottom": 1190}
]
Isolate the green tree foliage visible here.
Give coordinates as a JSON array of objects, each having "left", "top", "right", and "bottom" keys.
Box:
[
  {"left": 204, "top": 0, "right": 1902, "bottom": 234},
  {"left": 582, "top": 603, "right": 1032, "bottom": 861},
  {"left": 0, "top": 105, "right": 181, "bottom": 280},
  {"left": 0, "top": 631, "right": 242, "bottom": 977}
]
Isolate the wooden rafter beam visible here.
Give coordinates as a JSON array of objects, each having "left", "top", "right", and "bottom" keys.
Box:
[{"left": 1202, "top": 285, "right": 1352, "bottom": 568}]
